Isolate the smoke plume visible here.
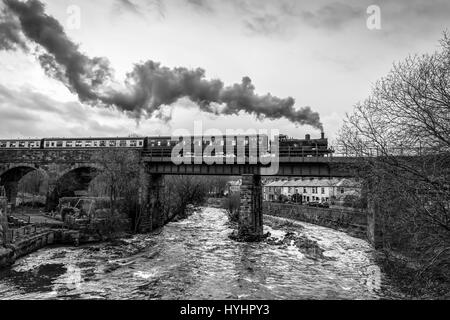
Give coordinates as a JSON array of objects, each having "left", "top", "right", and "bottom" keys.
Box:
[{"left": 0, "top": 0, "right": 323, "bottom": 130}]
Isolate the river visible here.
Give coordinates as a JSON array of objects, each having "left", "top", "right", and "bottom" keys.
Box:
[{"left": 0, "top": 207, "right": 403, "bottom": 300}]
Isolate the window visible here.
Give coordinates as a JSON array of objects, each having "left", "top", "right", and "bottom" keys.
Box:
[
  {"left": 109, "top": 140, "right": 116, "bottom": 147},
  {"left": 120, "top": 140, "right": 127, "bottom": 147},
  {"left": 75, "top": 141, "right": 82, "bottom": 147},
  {"left": 19, "top": 141, "right": 25, "bottom": 148},
  {"left": 321, "top": 187, "right": 325, "bottom": 194},
  {"left": 85, "top": 141, "right": 92, "bottom": 147},
  {"left": 0, "top": 142, "right": 6, "bottom": 148},
  {"left": 312, "top": 187, "right": 317, "bottom": 194},
  {"left": 340, "top": 187, "right": 345, "bottom": 194},
  {"left": 303, "top": 187, "right": 307, "bottom": 193},
  {"left": 56, "top": 141, "right": 63, "bottom": 147},
  {"left": 130, "top": 140, "right": 137, "bottom": 147}
]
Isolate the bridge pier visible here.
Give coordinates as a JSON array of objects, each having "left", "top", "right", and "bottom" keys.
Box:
[
  {"left": 139, "top": 167, "right": 164, "bottom": 232},
  {"left": 45, "top": 183, "right": 57, "bottom": 212},
  {"left": 4, "top": 181, "right": 18, "bottom": 210},
  {"left": 238, "top": 174, "right": 263, "bottom": 240},
  {"left": 367, "top": 194, "right": 383, "bottom": 249}
]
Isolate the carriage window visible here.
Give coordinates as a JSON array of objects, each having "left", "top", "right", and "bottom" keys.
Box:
[
  {"left": 109, "top": 141, "right": 116, "bottom": 147},
  {"left": 75, "top": 141, "right": 82, "bottom": 147},
  {"left": 0, "top": 142, "right": 6, "bottom": 148},
  {"left": 19, "top": 142, "right": 25, "bottom": 148},
  {"left": 45, "top": 142, "right": 50, "bottom": 147},
  {"left": 66, "top": 141, "right": 73, "bottom": 147},
  {"left": 56, "top": 141, "right": 63, "bottom": 147},
  {"left": 120, "top": 140, "right": 127, "bottom": 147},
  {"left": 93, "top": 141, "right": 99, "bottom": 147},
  {"left": 100, "top": 141, "right": 106, "bottom": 147},
  {"left": 130, "top": 140, "right": 137, "bottom": 147},
  {"left": 85, "top": 141, "right": 92, "bottom": 147},
  {"left": 138, "top": 141, "right": 143, "bottom": 146}
]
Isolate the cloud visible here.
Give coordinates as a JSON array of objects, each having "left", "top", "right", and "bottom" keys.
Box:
[
  {"left": 116, "top": 0, "right": 141, "bottom": 15},
  {"left": 114, "top": 0, "right": 165, "bottom": 18},
  {"left": 0, "top": 0, "right": 323, "bottom": 130},
  {"left": 299, "top": 2, "right": 362, "bottom": 30},
  {"left": 0, "top": 84, "right": 132, "bottom": 137},
  {"left": 184, "top": 0, "right": 214, "bottom": 12},
  {"left": 0, "top": 83, "right": 88, "bottom": 121}
]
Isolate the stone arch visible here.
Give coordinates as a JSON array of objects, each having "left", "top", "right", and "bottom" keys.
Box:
[
  {"left": 0, "top": 164, "right": 42, "bottom": 205},
  {"left": 46, "top": 163, "right": 102, "bottom": 211}
]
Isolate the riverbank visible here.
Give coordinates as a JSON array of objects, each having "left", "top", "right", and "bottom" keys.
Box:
[
  {"left": 1, "top": 228, "right": 77, "bottom": 268},
  {"left": 0, "top": 204, "right": 203, "bottom": 270},
  {"left": 263, "top": 201, "right": 367, "bottom": 239},
  {"left": 375, "top": 249, "right": 449, "bottom": 299},
  {"left": 261, "top": 203, "right": 449, "bottom": 299}
]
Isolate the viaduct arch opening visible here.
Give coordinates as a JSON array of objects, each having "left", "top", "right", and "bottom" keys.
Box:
[
  {"left": 0, "top": 165, "right": 41, "bottom": 208},
  {"left": 46, "top": 166, "right": 100, "bottom": 211}
]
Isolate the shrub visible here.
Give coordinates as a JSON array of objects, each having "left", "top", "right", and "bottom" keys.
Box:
[{"left": 223, "top": 193, "right": 240, "bottom": 223}]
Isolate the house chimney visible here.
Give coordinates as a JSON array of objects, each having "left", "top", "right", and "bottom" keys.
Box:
[
  {"left": 321, "top": 132, "right": 325, "bottom": 139},
  {"left": 305, "top": 134, "right": 310, "bottom": 140}
]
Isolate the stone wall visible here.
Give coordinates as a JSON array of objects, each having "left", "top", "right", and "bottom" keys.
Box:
[
  {"left": 238, "top": 175, "right": 263, "bottom": 238},
  {"left": 263, "top": 202, "right": 367, "bottom": 239}
]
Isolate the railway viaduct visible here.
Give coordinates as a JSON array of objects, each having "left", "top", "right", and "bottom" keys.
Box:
[{"left": 0, "top": 148, "right": 382, "bottom": 246}]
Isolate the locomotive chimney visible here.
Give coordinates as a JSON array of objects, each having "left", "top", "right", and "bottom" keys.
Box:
[
  {"left": 305, "top": 134, "right": 310, "bottom": 140},
  {"left": 321, "top": 132, "right": 325, "bottom": 139}
]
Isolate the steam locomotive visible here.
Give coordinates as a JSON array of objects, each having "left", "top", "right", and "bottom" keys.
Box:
[{"left": 0, "top": 133, "right": 333, "bottom": 157}]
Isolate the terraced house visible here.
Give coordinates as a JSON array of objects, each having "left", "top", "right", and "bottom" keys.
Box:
[{"left": 263, "top": 178, "right": 361, "bottom": 205}]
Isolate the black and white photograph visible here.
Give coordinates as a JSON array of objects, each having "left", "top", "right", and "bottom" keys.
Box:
[{"left": 0, "top": 0, "right": 449, "bottom": 306}]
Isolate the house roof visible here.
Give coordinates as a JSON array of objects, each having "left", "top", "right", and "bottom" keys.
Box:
[
  {"left": 264, "top": 180, "right": 289, "bottom": 187},
  {"left": 264, "top": 178, "right": 357, "bottom": 188},
  {"left": 227, "top": 180, "right": 241, "bottom": 186},
  {"left": 335, "top": 178, "right": 361, "bottom": 188}
]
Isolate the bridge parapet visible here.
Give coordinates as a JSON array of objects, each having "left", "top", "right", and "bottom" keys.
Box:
[{"left": 0, "top": 149, "right": 100, "bottom": 164}]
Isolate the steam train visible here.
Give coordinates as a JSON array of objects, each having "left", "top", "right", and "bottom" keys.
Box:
[{"left": 0, "top": 133, "right": 333, "bottom": 157}]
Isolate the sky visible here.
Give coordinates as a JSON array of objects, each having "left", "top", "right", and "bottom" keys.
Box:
[{"left": 1, "top": 0, "right": 450, "bottom": 144}]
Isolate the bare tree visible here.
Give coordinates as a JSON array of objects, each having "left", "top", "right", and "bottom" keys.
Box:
[
  {"left": 161, "top": 176, "right": 210, "bottom": 222},
  {"left": 91, "top": 149, "right": 141, "bottom": 229},
  {"left": 337, "top": 32, "right": 450, "bottom": 295}
]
